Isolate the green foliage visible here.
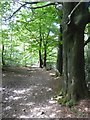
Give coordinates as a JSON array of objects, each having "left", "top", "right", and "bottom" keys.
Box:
[{"left": 1, "top": 1, "right": 62, "bottom": 67}]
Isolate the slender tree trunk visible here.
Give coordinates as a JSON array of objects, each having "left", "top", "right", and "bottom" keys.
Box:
[
  {"left": 43, "top": 42, "right": 47, "bottom": 67},
  {"left": 43, "top": 30, "right": 50, "bottom": 68},
  {"left": 10, "top": 33, "right": 12, "bottom": 60},
  {"left": 39, "top": 40, "right": 43, "bottom": 68},
  {"left": 2, "top": 44, "right": 5, "bottom": 66},
  {"left": 24, "top": 43, "right": 26, "bottom": 66},
  {"left": 57, "top": 25, "right": 63, "bottom": 75},
  {"left": 62, "top": 3, "right": 89, "bottom": 102},
  {"left": 39, "top": 22, "right": 43, "bottom": 68}
]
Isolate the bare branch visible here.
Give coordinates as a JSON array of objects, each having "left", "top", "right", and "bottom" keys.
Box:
[
  {"left": 24, "top": 1, "right": 39, "bottom": 4},
  {"left": 5, "top": 2, "right": 55, "bottom": 21},
  {"left": 5, "top": 3, "right": 27, "bottom": 21},
  {"left": 67, "top": 0, "right": 83, "bottom": 25},
  {"left": 84, "top": 37, "right": 90, "bottom": 46},
  {"left": 46, "top": 30, "right": 50, "bottom": 40},
  {"left": 29, "top": 3, "right": 55, "bottom": 9}
]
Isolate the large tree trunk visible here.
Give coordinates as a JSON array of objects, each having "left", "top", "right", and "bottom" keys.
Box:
[{"left": 62, "top": 2, "right": 89, "bottom": 102}]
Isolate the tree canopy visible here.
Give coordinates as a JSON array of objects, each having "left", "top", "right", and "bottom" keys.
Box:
[{"left": 1, "top": 1, "right": 61, "bottom": 67}]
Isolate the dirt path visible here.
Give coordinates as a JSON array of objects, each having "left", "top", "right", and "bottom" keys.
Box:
[
  {"left": 2, "top": 67, "right": 90, "bottom": 118},
  {"left": 2, "top": 67, "right": 61, "bottom": 118}
]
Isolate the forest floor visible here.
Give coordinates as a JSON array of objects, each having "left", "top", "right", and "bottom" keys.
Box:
[{"left": 2, "top": 66, "right": 90, "bottom": 118}]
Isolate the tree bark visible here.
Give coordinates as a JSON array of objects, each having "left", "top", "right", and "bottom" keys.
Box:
[
  {"left": 43, "top": 43, "right": 47, "bottom": 67},
  {"left": 62, "top": 2, "right": 89, "bottom": 102},
  {"left": 57, "top": 25, "right": 63, "bottom": 75},
  {"left": 43, "top": 30, "right": 50, "bottom": 67},
  {"left": 2, "top": 44, "right": 5, "bottom": 66},
  {"left": 39, "top": 21, "right": 43, "bottom": 68}
]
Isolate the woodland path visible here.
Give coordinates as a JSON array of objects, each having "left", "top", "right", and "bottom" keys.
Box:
[{"left": 2, "top": 67, "right": 90, "bottom": 118}]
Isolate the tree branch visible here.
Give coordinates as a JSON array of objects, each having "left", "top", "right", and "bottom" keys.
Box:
[
  {"left": 29, "top": 3, "right": 55, "bottom": 9},
  {"left": 5, "top": 2, "right": 55, "bottom": 21},
  {"left": 5, "top": 3, "right": 27, "bottom": 20},
  {"left": 46, "top": 29, "right": 50, "bottom": 39},
  {"left": 84, "top": 37, "right": 90, "bottom": 46},
  {"left": 67, "top": 0, "right": 84, "bottom": 25}
]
